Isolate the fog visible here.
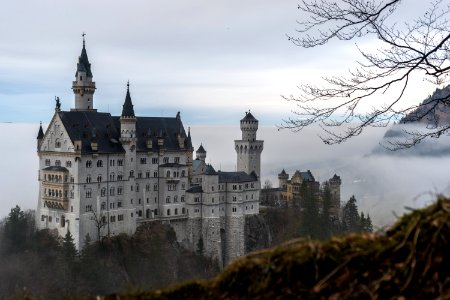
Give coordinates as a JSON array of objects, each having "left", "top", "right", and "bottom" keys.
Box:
[{"left": 2, "top": 123, "right": 450, "bottom": 228}]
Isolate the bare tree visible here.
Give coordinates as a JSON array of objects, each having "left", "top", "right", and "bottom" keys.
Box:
[
  {"left": 90, "top": 209, "right": 107, "bottom": 242},
  {"left": 282, "top": 0, "right": 450, "bottom": 148}
]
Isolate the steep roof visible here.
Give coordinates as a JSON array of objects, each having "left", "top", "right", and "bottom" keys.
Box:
[
  {"left": 76, "top": 40, "right": 92, "bottom": 77},
  {"left": 197, "top": 144, "right": 206, "bottom": 153},
  {"left": 121, "top": 83, "right": 135, "bottom": 118},
  {"left": 37, "top": 122, "right": 44, "bottom": 139},
  {"left": 218, "top": 171, "right": 257, "bottom": 183},
  {"left": 205, "top": 164, "right": 217, "bottom": 175},
  {"left": 292, "top": 170, "right": 316, "bottom": 182},
  {"left": 58, "top": 111, "right": 191, "bottom": 154}
]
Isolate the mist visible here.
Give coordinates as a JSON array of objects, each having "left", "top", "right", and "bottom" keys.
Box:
[{"left": 2, "top": 122, "right": 450, "bottom": 228}]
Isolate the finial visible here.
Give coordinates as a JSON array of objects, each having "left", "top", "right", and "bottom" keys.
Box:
[
  {"left": 82, "top": 32, "right": 86, "bottom": 47},
  {"left": 127, "top": 80, "right": 130, "bottom": 90}
]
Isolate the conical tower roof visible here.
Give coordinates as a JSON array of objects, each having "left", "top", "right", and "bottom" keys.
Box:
[
  {"left": 121, "top": 82, "right": 135, "bottom": 118},
  {"left": 76, "top": 36, "right": 92, "bottom": 77}
]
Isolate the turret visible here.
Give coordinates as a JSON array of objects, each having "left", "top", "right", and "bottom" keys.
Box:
[
  {"left": 72, "top": 34, "right": 96, "bottom": 111},
  {"left": 196, "top": 144, "right": 206, "bottom": 161},
  {"left": 37, "top": 122, "right": 44, "bottom": 151},
  {"left": 240, "top": 111, "right": 258, "bottom": 141},
  {"left": 278, "top": 169, "right": 289, "bottom": 189},
  {"left": 234, "top": 110, "right": 264, "bottom": 179},
  {"left": 120, "top": 81, "right": 137, "bottom": 141}
]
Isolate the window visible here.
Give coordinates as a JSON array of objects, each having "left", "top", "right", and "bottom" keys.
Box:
[
  {"left": 146, "top": 171, "right": 150, "bottom": 178},
  {"left": 55, "top": 160, "right": 61, "bottom": 167},
  {"left": 45, "top": 159, "right": 50, "bottom": 166},
  {"left": 167, "top": 209, "right": 171, "bottom": 216},
  {"left": 110, "top": 187, "right": 115, "bottom": 196},
  {"left": 97, "top": 175, "right": 102, "bottom": 182},
  {"left": 181, "top": 170, "right": 185, "bottom": 177},
  {"left": 117, "top": 159, "right": 123, "bottom": 166},
  {"left": 118, "top": 201, "right": 122, "bottom": 208},
  {"left": 181, "top": 182, "right": 186, "bottom": 190},
  {"left": 251, "top": 183, "right": 254, "bottom": 188},
  {"left": 85, "top": 204, "right": 92, "bottom": 211},
  {"left": 118, "top": 214, "right": 124, "bottom": 221},
  {"left": 194, "top": 197, "right": 200, "bottom": 203},
  {"left": 130, "top": 171, "right": 134, "bottom": 177},
  {"left": 163, "top": 157, "right": 169, "bottom": 164},
  {"left": 86, "top": 175, "right": 91, "bottom": 183},
  {"left": 166, "top": 170, "right": 170, "bottom": 178},
  {"left": 212, "top": 209, "right": 214, "bottom": 214},
  {"left": 140, "top": 158, "right": 147, "bottom": 164},
  {"left": 182, "top": 207, "right": 186, "bottom": 214},
  {"left": 232, "top": 207, "right": 237, "bottom": 212},
  {"left": 70, "top": 191, "right": 74, "bottom": 199},
  {"left": 49, "top": 216, "right": 52, "bottom": 222},
  {"left": 110, "top": 203, "right": 115, "bottom": 209},
  {"left": 181, "top": 196, "right": 185, "bottom": 202},
  {"left": 70, "top": 176, "right": 74, "bottom": 183},
  {"left": 174, "top": 196, "right": 178, "bottom": 203},
  {"left": 117, "top": 174, "right": 123, "bottom": 181},
  {"left": 101, "top": 188, "right": 106, "bottom": 197},
  {"left": 154, "top": 209, "right": 158, "bottom": 216},
  {"left": 152, "top": 158, "right": 158, "bottom": 164},
  {"left": 118, "top": 186, "right": 123, "bottom": 195},
  {"left": 174, "top": 157, "right": 180, "bottom": 163},
  {"left": 101, "top": 202, "right": 106, "bottom": 210},
  {"left": 110, "top": 173, "right": 115, "bottom": 181},
  {"left": 86, "top": 160, "right": 92, "bottom": 168},
  {"left": 233, "top": 185, "right": 237, "bottom": 190},
  {"left": 212, "top": 198, "right": 214, "bottom": 203},
  {"left": 136, "top": 184, "right": 139, "bottom": 192},
  {"left": 233, "top": 196, "right": 237, "bottom": 202},
  {"left": 138, "top": 172, "right": 142, "bottom": 178},
  {"left": 97, "top": 160, "right": 103, "bottom": 167},
  {"left": 110, "top": 215, "right": 116, "bottom": 222},
  {"left": 138, "top": 210, "right": 142, "bottom": 217},
  {"left": 153, "top": 171, "right": 158, "bottom": 178},
  {"left": 174, "top": 208, "right": 178, "bottom": 215},
  {"left": 55, "top": 139, "right": 61, "bottom": 148},
  {"left": 153, "top": 184, "right": 158, "bottom": 191},
  {"left": 110, "top": 159, "right": 115, "bottom": 166},
  {"left": 168, "top": 184, "right": 176, "bottom": 191},
  {"left": 66, "top": 161, "right": 72, "bottom": 168},
  {"left": 166, "top": 196, "right": 171, "bottom": 203}
]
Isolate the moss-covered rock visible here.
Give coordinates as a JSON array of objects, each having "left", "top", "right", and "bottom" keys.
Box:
[{"left": 95, "top": 198, "right": 450, "bottom": 300}]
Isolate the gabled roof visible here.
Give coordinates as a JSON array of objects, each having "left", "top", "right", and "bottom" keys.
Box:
[
  {"left": 292, "top": 170, "right": 316, "bottom": 182},
  {"left": 58, "top": 110, "right": 191, "bottom": 154},
  {"left": 205, "top": 164, "right": 217, "bottom": 175},
  {"left": 218, "top": 171, "right": 257, "bottom": 183}
]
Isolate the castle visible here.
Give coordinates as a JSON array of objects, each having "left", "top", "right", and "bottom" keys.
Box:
[
  {"left": 35, "top": 39, "right": 263, "bottom": 266},
  {"left": 260, "top": 169, "right": 341, "bottom": 217}
]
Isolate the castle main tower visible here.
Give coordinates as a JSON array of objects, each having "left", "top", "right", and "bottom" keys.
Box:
[
  {"left": 72, "top": 35, "right": 96, "bottom": 111},
  {"left": 234, "top": 111, "right": 264, "bottom": 178}
]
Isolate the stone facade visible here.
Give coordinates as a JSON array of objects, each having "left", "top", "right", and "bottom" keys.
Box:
[{"left": 35, "top": 39, "right": 263, "bottom": 267}]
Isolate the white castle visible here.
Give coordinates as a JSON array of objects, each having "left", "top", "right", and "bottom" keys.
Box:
[{"left": 36, "top": 39, "right": 263, "bottom": 266}]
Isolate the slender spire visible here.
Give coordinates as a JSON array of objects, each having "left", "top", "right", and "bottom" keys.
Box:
[
  {"left": 76, "top": 33, "right": 92, "bottom": 77},
  {"left": 121, "top": 81, "right": 135, "bottom": 118},
  {"left": 37, "top": 122, "right": 44, "bottom": 139}
]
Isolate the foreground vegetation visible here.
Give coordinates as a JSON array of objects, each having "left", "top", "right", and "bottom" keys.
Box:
[
  {"left": 90, "top": 198, "right": 449, "bottom": 299},
  {"left": 0, "top": 207, "right": 218, "bottom": 299}
]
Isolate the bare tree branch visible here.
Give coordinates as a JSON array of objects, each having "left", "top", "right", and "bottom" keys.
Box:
[{"left": 282, "top": 0, "right": 450, "bottom": 149}]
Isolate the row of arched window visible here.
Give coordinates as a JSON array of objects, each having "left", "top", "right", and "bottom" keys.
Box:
[
  {"left": 44, "top": 188, "right": 67, "bottom": 199},
  {"left": 85, "top": 160, "right": 103, "bottom": 168}
]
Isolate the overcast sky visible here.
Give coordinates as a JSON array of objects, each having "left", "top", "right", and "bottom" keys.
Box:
[{"left": 0, "top": 0, "right": 441, "bottom": 125}]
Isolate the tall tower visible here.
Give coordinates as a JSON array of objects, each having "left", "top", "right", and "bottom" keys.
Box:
[
  {"left": 72, "top": 34, "right": 96, "bottom": 111},
  {"left": 234, "top": 111, "right": 264, "bottom": 178},
  {"left": 278, "top": 169, "right": 289, "bottom": 189},
  {"left": 120, "top": 82, "right": 137, "bottom": 228},
  {"left": 196, "top": 144, "right": 206, "bottom": 161}
]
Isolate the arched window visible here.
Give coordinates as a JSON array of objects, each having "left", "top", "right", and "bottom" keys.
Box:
[
  {"left": 174, "top": 208, "right": 178, "bottom": 215},
  {"left": 101, "top": 188, "right": 106, "bottom": 197},
  {"left": 182, "top": 207, "right": 185, "bottom": 214},
  {"left": 167, "top": 209, "right": 171, "bottom": 216},
  {"left": 86, "top": 175, "right": 91, "bottom": 183},
  {"left": 166, "top": 170, "right": 170, "bottom": 178},
  {"left": 181, "top": 170, "right": 185, "bottom": 177},
  {"left": 146, "top": 209, "right": 150, "bottom": 218},
  {"left": 97, "top": 175, "right": 102, "bottom": 182},
  {"left": 110, "top": 172, "right": 115, "bottom": 181},
  {"left": 97, "top": 160, "right": 103, "bottom": 167},
  {"left": 55, "top": 139, "right": 61, "bottom": 148},
  {"left": 109, "top": 187, "right": 115, "bottom": 196},
  {"left": 166, "top": 196, "right": 170, "bottom": 203},
  {"left": 86, "top": 160, "right": 92, "bottom": 168}
]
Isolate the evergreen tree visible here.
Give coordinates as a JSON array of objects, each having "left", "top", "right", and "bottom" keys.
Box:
[
  {"left": 320, "top": 184, "right": 333, "bottom": 239},
  {"left": 62, "top": 230, "right": 78, "bottom": 261},
  {"left": 299, "top": 182, "right": 320, "bottom": 239},
  {"left": 2, "top": 205, "right": 30, "bottom": 253},
  {"left": 342, "top": 196, "right": 361, "bottom": 233}
]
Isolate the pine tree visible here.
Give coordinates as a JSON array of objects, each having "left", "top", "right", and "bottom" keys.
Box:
[
  {"left": 299, "top": 182, "right": 320, "bottom": 239},
  {"left": 2, "top": 205, "right": 29, "bottom": 253},
  {"left": 62, "top": 230, "right": 78, "bottom": 261},
  {"left": 342, "top": 196, "right": 361, "bottom": 233},
  {"left": 320, "top": 184, "right": 333, "bottom": 239}
]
